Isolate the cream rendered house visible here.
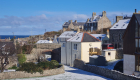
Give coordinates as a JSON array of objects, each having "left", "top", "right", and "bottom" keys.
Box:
[{"left": 61, "top": 32, "right": 101, "bottom": 67}]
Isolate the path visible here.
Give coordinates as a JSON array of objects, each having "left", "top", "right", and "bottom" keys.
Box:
[{"left": 9, "top": 65, "right": 112, "bottom": 80}]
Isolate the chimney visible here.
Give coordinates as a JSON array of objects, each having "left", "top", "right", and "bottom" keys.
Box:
[
  {"left": 107, "top": 29, "right": 110, "bottom": 38},
  {"left": 75, "top": 20, "right": 77, "bottom": 23},
  {"left": 135, "top": 9, "right": 137, "bottom": 13},
  {"left": 92, "top": 12, "right": 96, "bottom": 18},
  {"left": 102, "top": 11, "right": 106, "bottom": 17},
  {"left": 70, "top": 20, "right": 72, "bottom": 24},
  {"left": 116, "top": 16, "right": 123, "bottom": 22},
  {"left": 63, "top": 28, "right": 66, "bottom": 32},
  {"left": 87, "top": 18, "right": 89, "bottom": 22}
]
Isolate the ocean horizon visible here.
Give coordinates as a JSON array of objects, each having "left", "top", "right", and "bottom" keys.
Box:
[{"left": 0, "top": 35, "right": 31, "bottom": 39}]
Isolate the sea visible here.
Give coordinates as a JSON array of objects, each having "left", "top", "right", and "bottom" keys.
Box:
[{"left": 0, "top": 35, "right": 30, "bottom": 39}]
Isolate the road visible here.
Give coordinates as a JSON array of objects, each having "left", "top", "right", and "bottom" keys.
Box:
[{"left": 10, "top": 65, "right": 112, "bottom": 80}]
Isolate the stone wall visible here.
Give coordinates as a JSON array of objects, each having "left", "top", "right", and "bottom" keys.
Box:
[
  {"left": 115, "top": 48, "right": 123, "bottom": 59},
  {"left": 0, "top": 65, "right": 65, "bottom": 79},
  {"left": 74, "top": 59, "right": 140, "bottom": 80},
  {"left": 98, "top": 16, "right": 111, "bottom": 30},
  {"left": 37, "top": 43, "right": 61, "bottom": 50},
  {"left": 109, "top": 29, "right": 125, "bottom": 48}
]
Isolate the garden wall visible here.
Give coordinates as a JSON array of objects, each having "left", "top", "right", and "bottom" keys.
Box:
[
  {"left": 0, "top": 65, "right": 65, "bottom": 79},
  {"left": 74, "top": 59, "right": 140, "bottom": 80}
]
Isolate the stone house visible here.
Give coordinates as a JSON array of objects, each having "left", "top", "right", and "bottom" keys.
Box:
[
  {"left": 61, "top": 32, "right": 101, "bottom": 67},
  {"left": 84, "top": 11, "right": 111, "bottom": 32},
  {"left": 62, "top": 20, "right": 85, "bottom": 32},
  {"left": 123, "top": 11, "right": 140, "bottom": 75},
  {"left": 110, "top": 16, "right": 131, "bottom": 49}
]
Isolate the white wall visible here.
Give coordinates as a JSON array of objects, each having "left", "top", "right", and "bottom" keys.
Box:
[
  {"left": 102, "top": 50, "right": 116, "bottom": 61},
  {"left": 81, "top": 42, "right": 101, "bottom": 62},
  {"left": 61, "top": 42, "right": 66, "bottom": 65},
  {"left": 123, "top": 54, "right": 135, "bottom": 75}
]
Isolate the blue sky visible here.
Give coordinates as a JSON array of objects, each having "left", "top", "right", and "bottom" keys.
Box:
[{"left": 0, "top": 0, "right": 140, "bottom": 35}]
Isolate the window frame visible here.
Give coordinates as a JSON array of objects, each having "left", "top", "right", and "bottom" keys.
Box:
[{"left": 74, "top": 44, "right": 77, "bottom": 50}]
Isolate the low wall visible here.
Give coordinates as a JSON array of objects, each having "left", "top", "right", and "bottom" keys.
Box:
[
  {"left": 0, "top": 65, "right": 65, "bottom": 79},
  {"left": 74, "top": 59, "right": 140, "bottom": 80},
  {"left": 37, "top": 43, "right": 61, "bottom": 50}
]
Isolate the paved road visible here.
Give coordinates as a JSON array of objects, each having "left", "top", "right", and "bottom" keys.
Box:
[{"left": 10, "top": 65, "right": 112, "bottom": 80}]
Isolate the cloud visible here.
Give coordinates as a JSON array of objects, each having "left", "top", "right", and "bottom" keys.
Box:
[
  {"left": 0, "top": 12, "right": 89, "bottom": 35},
  {"left": 0, "top": 11, "right": 134, "bottom": 35}
]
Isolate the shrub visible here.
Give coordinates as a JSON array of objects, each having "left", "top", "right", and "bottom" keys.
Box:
[
  {"left": 18, "top": 62, "right": 43, "bottom": 74},
  {"left": 8, "top": 65, "right": 18, "bottom": 70},
  {"left": 37, "top": 60, "right": 59, "bottom": 70},
  {"left": 17, "top": 54, "right": 27, "bottom": 65}
]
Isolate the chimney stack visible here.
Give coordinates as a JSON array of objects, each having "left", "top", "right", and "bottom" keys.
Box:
[
  {"left": 70, "top": 20, "right": 72, "bottom": 24},
  {"left": 102, "top": 11, "right": 106, "bottom": 17},
  {"left": 75, "top": 20, "right": 77, "bottom": 23},
  {"left": 87, "top": 18, "right": 89, "bottom": 22},
  {"left": 135, "top": 9, "right": 137, "bottom": 13},
  {"left": 92, "top": 12, "right": 96, "bottom": 18},
  {"left": 116, "top": 16, "right": 123, "bottom": 22}
]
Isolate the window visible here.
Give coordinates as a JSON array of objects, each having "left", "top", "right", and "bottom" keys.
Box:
[
  {"left": 108, "top": 52, "right": 111, "bottom": 56},
  {"left": 74, "top": 44, "right": 77, "bottom": 50},
  {"left": 61, "top": 38, "right": 65, "bottom": 42},
  {"left": 62, "top": 43, "right": 65, "bottom": 47},
  {"left": 109, "top": 45, "right": 113, "bottom": 47}
]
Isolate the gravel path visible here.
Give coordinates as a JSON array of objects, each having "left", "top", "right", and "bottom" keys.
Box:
[{"left": 10, "top": 65, "right": 112, "bottom": 80}]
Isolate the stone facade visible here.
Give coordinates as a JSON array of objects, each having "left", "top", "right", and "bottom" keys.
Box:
[
  {"left": 62, "top": 20, "right": 85, "bottom": 32},
  {"left": 109, "top": 29, "right": 125, "bottom": 49},
  {"left": 0, "top": 65, "right": 65, "bottom": 79},
  {"left": 84, "top": 11, "right": 111, "bottom": 32},
  {"left": 115, "top": 48, "right": 123, "bottom": 59},
  {"left": 74, "top": 59, "right": 140, "bottom": 80}
]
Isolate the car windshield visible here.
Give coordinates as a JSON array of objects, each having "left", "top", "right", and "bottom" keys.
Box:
[{"left": 109, "top": 45, "right": 113, "bottom": 47}]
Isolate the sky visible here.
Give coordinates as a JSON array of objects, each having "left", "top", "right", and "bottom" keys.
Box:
[{"left": 0, "top": 0, "right": 140, "bottom": 35}]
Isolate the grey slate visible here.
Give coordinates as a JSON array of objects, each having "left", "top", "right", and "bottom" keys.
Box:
[{"left": 82, "top": 33, "right": 100, "bottom": 42}]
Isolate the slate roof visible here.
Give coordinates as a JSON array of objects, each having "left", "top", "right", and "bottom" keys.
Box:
[
  {"left": 0, "top": 42, "right": 14, "bottom": 48},
  {"left": 67, "top": 32, "right": 100, "bottom": 42},
  {"left": 88, "top": 15, "right": 102, "bottom": 23},
  {"left": 90, "top": 34, "right": 107, "bottom": 40},
  {"left": 58, "top": 31, "right": 77, "bottom": 38},
  {"left": 110, "top": 19, "right": 130, "bottom": 29},
  {"left": 36, "top": 40, "right": 52, "bottom": 44},
  {"left": 63, "top": 22, "right": 85, "bottom": 26}
]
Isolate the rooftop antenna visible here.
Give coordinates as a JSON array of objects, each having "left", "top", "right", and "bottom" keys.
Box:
[{"left": 45, "top": 29, "right": 46, "bottom": 33}]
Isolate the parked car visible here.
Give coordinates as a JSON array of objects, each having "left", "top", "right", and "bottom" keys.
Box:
[{"left": 102, "top": 43, "right": 114, "bottom": 50}]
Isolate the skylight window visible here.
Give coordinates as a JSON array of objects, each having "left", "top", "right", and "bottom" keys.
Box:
[
  {"left": 116, "top": 24, "right": 118, "bottom": 26},
  {"left": 123, "top": 24, "right": 125, "bottom": 26}
]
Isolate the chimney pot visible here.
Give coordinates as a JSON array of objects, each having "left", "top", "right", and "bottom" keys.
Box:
[
  {"left": 135, "top": 9, "right": 137, "bottom": 13},
  {"left": 75, "top": 20, "right": 77, "bottom": 23}
]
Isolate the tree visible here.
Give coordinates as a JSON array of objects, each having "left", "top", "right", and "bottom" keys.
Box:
[{"left": 0, "top": 42, "right": 16, "bottom": 72}]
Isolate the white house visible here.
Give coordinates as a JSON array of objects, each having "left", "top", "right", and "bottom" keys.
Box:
[
  {"left": 61, "top": 32, "right": 101, "bottom": 67},
  {"left": 36, "top": 40, "right": 52, "bottom": 44}
]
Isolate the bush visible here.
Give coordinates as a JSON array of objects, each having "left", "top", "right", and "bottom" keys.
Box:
[
  {"left": 18, "top": 62, "right": 43, "bottom": 74},
  {"left": 37, "top": 60, "right": 59, "bottom": 70},
  {"left": 8, "top": 65, "right": 18, "bottom": 70},
  {"left": 17, "top": 54, "right": 27, "bottom": 65}
]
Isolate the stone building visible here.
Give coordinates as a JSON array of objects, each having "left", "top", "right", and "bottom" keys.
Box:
[
  {"left": 109, "top": 16, "right": 131, "bottom": 49},
  {"left": 62, "top": 20, "right": 85, "bottom": 32},
  {"left": 84, "top": 11, "right": 111, "bottom": 32}
]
